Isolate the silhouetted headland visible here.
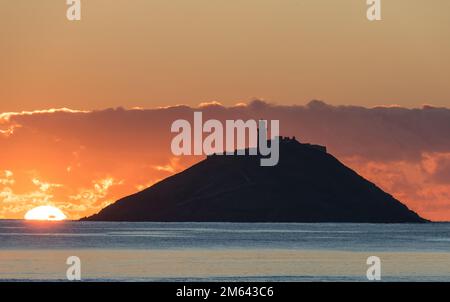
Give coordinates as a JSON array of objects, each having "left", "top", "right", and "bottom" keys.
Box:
[{"left": 83, "top": 137, "right": 427, "bottom": 223}]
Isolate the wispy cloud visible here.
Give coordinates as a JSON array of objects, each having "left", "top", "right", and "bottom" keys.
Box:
[{"left": 0, "top": 108, "right": 89, "bottom": 122}]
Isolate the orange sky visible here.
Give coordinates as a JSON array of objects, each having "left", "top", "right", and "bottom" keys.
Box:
[
  {"left": 1, "top": 102, "right": 450, "bottom": 221},
  {"left": 1, "top": 1, "right": 450, "bottom": 221},
  {"left": 1, "top": 0, "right": 450, "bottom": 111}
]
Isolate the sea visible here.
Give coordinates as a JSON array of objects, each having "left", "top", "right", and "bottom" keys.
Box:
[{"left": 0, "top": 220, "right": 449, "bottom": 282}]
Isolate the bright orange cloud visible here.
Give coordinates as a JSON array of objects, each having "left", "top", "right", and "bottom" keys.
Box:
[{"left": 342, "top": 154, "right": 450, "bottom": 221}]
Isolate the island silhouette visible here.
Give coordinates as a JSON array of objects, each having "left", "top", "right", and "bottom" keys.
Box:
[{"left": 83, "top": 137, "right": 426, "bottom": 223}]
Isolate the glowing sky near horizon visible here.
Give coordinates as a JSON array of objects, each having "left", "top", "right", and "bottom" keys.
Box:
[{"left": 1, "top": 102, "right": 450, "bottom": 221}]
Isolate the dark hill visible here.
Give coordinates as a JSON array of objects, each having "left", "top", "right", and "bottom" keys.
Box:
[{"left": 84, "top": 138, "right": 426, "bottom": 222}]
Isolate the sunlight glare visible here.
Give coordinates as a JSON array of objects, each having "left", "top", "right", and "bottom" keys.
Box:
[{"left": 24, "top": 206, "right": 67, "bottom": 221}]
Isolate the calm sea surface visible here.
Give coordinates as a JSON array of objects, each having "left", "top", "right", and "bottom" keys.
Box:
[{"left": 0, "top": 220, "right": 449, "bottom": 281}]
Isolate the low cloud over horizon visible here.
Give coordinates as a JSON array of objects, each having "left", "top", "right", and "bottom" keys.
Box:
[{"left": 1, "top": 100, "right": 450, "bottom": 221}]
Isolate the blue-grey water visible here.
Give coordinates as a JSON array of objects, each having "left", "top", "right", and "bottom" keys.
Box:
[{"left": 0, "top": 220, "right": 449, "bottom": 281}]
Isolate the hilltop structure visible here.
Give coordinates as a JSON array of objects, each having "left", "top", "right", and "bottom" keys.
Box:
[{"left": 84, "top": 137, "right": 426, "bottom": 223}]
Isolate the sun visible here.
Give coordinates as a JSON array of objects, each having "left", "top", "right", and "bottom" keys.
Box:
[{"left": 24, "top": 206, "right": 67, "bottom": 221}]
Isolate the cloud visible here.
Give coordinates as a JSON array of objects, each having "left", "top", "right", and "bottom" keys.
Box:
[
  {"left": 0, "top": 108, "right": 89, "bottom": 123},
  {"left": 69, "top": 177, "right": 123, "bottom": 206},
  {"left": 0, "top": 187, "right": 56, "bottom": 219},
  {"left": 0, "top": 170, "right": 15, "bottom": 185},
  {"left": 153, "top": 157, "right": 184, "bottom": 174},
  {"left": 421, "top": 152, "right": 450, "bottom": 184},
  {"left": 32, "top": 178, "right": 62, "bottom": 192},
  {"left": 1, "top": 101, "right": 450, "bottom": 220},
  {"left": 198, "top": 101, "right": 223, "bottom": 108}
]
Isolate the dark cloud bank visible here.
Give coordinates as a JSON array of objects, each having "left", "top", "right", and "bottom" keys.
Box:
[{"left": 2, "top": 100, "right": 450, "bottom": 220}]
